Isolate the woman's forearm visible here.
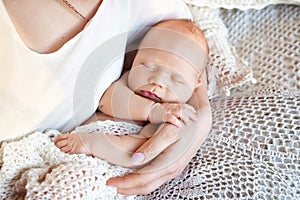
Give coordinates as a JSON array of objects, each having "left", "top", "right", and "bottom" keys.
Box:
[
  {"left": 88, "top": 123, "right": 159, "bottom": 168},
  {"left": 85, "top": 133, "right": 146, "bottom": 168}
]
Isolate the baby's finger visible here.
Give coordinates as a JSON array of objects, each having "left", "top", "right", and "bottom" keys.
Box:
[
  {"left": 60, "top": 144, "right": 72, "bottom": 154},
  {"left": 181, "top": 103, "right": 196, "bottom": 113},
  {"left": 181, "top": 111, "right": 197, "bottom": 126},
  {"left": 55, "top": 139, "right": 68, "bottom": 148},
  {"left": 165, "top": 114, "right": 182, "bottom": 127},
  {"left": 54, "top": 134, "right": 69, "bottom": 142}
]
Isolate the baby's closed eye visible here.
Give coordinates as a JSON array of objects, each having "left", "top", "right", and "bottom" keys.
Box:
[{"left": 171, "top": 75, "right": 184, "bottom": 85}]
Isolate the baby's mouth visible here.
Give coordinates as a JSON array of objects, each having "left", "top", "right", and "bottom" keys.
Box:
[{"left": 140, "top": 90, "right": 161, "bottom": 101}]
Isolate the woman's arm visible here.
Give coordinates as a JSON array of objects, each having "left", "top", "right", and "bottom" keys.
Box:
[
  {"left": 106, "top": 79, "right": 212, "bottom": 195},
  {"left": 82, "top": 123, "right": 159, "bottom": 168}
]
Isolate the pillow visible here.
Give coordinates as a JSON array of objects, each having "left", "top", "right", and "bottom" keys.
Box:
[
  {"left": 187, "top": 4, "right": 256, "bottom": 98},
  {"left": 185, "top": 0, "right": 300, "bottom": 10},
  {"left": 186, "top": 0, "right": 300, "bottom": 98}
]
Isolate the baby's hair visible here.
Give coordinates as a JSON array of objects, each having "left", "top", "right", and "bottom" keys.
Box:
[{"left": 153, "top": 18, "right": 209, "bottom": 54}]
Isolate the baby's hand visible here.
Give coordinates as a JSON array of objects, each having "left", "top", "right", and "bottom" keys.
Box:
[{"left": 148, "top": 103, "right": 197, "bottom": 127}]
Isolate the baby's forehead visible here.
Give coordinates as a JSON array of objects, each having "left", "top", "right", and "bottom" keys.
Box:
[{"left": 139, "top": 27, "right": 208, "bottom": 75}]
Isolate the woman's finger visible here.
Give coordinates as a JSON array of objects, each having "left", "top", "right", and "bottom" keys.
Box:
[
  {"left": 107, "top": 157, "right": 173, "bottom": 195},
  {"left": 115, "top": 173, "right": 172, "bottom": 195},
  {"left": 107, "top": 172, "right": 168, "bottom": 195},
  {"left": 107, "top": 137, "right": 188, "bottom": 195},
  {"left": 131, "top": 124, "right": 180, "bottom": 165}
]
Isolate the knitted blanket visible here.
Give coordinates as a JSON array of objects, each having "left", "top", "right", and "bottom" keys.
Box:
[
  {"left": 1, "top": 4, "right": 299, "bottom": 200},
  {"left": 0, "top": 121, "right": 142, "bottom": 199}
]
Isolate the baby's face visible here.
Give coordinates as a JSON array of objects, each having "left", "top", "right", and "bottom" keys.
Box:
[{"left": 127, "top": 48, "right": 200, "bottom": 103}]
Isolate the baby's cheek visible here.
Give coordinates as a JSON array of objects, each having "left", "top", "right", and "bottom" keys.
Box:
[
  {"left": 167, "top": 87, "right": 191, "bottom": 103},
  {"left": 179, "top": 86, "right": 194, "bottom": 102}
]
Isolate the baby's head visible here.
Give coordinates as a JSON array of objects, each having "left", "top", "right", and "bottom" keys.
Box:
[{"left": 128, "top": 19, "right": 209, "bottom": 103}]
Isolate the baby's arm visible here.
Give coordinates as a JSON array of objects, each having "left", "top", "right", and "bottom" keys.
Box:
[
  {"left": 99, "top": 72, "right": 154, "bottom": 122},
  {"left": 55, "top": 123, "right": 159, "bottom": 168},
  {"left": 99, "top": 72, "right": 197, "bottom": 127}
]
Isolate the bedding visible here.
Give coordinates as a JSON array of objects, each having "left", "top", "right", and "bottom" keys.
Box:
[
  {"left": 0, "top": 3, "right": 299, "bottom": 200},
  {"left": 185, "top": 0, "right": 300, "bottom": 9},
  {"left": 0, "top": 121, "right": 139, "bottom": 199},
  {"left": 189, "top": 4, "right": 255, "bottom": 98}
]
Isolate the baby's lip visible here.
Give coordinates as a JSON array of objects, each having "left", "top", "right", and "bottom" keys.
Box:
[{"left": 140, "top": 90, "right": 161, "bottom": 101}]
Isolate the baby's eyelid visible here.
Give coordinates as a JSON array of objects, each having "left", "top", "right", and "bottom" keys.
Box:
[
  {"left": 144, "top": 64, "right": 156, "bottom": 71},
  {"left": 171, "top": 75, "right": 184, "bottom": 84}
]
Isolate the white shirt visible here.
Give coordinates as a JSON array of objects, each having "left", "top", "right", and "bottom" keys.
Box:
[{"left": 0, "top": 0, "right": 191, "bottom": 141}]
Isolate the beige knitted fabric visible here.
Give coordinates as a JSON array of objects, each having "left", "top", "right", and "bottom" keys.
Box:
[
  {"left": 187, "top": 0, "right": 299, "bottom": 98},
  {"left": 185, "top": 0, "right": 300, "bottom": 9},
  {"left": 0, "top": 121, "right": 142, "bottom": 200},
  {"left": 188, "top": 4, "right": 255, "bottom": 98}
]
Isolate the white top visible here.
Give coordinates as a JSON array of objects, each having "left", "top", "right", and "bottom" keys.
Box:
[{"left": 0, "top": 0, "right": 191, "bottom": 140}]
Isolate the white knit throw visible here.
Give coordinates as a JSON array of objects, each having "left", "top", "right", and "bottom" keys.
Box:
[{"left": 0, "top": 121, "right": 142, "bottom": 199}]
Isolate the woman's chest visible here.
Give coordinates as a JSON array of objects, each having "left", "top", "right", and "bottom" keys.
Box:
[{"left": 2, "top": 0, "right": 101, "bottom": 54}]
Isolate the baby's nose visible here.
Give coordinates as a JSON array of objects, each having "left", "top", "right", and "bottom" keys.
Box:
[{"left": 149, "top": 73, "right": 167, "bottom": 88}]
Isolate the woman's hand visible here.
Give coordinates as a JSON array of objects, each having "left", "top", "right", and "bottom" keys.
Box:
[{"left": 106, "top": 105, "right": 212, "bottom": 195}]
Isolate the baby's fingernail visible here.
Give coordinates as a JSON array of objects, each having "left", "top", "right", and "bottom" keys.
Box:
[{"left": 131, "top": 152, "right": 145, "bottom": 165}]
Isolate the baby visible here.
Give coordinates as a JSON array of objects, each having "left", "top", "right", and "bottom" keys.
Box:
[{"left": 55, "top": 19, "right": 209, "bottom": 167}]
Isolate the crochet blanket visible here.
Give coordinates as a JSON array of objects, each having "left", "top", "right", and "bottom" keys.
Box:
[
  {"left": 1, "top": 4, "right": 299, "bottom": 200},
  {"left": 0, "top": 121, "right": 142, "bottom": 199}
]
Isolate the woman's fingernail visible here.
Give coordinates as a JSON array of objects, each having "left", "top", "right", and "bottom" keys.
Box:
[{"left": 131, "top": 152, "right": 145, "bottom": 165}]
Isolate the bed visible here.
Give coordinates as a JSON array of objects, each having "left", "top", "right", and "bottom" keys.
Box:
[{"left": 0, "top": 3, "right": 299, "bottom": 200}]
